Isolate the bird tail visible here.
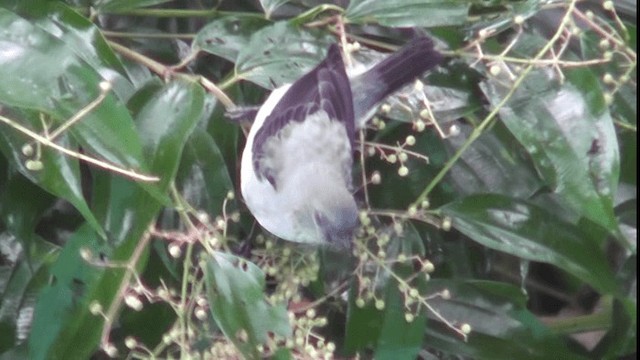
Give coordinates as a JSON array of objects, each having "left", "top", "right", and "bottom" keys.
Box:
[{"left": 350, "top": 36, "right": 442, "bottom": 123}]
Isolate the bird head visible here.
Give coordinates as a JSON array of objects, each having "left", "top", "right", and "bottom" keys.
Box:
[{"left": 286, "top": 164, "right": 359, "bottom": 249}]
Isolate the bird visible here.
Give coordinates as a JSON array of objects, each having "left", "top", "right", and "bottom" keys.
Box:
[{"left": 240, "top": 36, "right": 442, "bottom": 249}]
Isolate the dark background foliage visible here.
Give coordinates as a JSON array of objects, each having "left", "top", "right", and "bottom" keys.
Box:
[{"left": 0, "top": 0, "right": 636, "bottom": 359}]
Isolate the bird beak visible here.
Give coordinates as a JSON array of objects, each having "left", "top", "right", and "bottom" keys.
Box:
[{"left": 313, "top": 208, "right": 358, "bottom": 249}]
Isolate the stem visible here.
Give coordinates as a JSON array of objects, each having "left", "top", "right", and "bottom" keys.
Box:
[
  {"left": 0, "top": 114, "right": 160, "bottom": 182},
  {"left": 358, "top": 130, "right": 371, "bottom": 208},
  {"left": 101, "top": 8, "right": 219, "bottom": 18},
  {"left": 108, "top": 40, "right": 167, "bottom": 75},
  {"left": 292, "top": 281, "right": 350, "bottom": 313},
  {"left": 542, "top": 310, "right": 612, "bottom": 335},
  {"left": 199, "top": 76, "right": 236, "bottom": 108},
  {"left": 48, "top": 85, "right": 110, "bottom": 141},
  {"left": 103, "top": 30, "right": 195, "bottom": 40},
  {"left": 100, "top": 230, "right": 153, "bottom": 346},
  {"left": 108, "top": 40, "right": 236, "bottom": 109},
  {"left": 169, "top": 186, "right": 196, "bottom": 358},
  {"left": 614, "top": 119, "right": 637, "bottom": 131}
]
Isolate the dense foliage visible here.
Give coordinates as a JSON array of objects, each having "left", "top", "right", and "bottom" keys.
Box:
[{"left": 0, "top": 0, "right": 636, "bottom": 359}]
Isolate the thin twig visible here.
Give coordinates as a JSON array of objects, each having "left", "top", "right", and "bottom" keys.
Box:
[
  {"left": 48, "top": 83, "right": 111, "bottom": 141},
  {"left": 100, "top": 230, "right": 153, "bottom": 346},
  {"left": 0, "top": 114, "right": 160, "bottom": 182}
]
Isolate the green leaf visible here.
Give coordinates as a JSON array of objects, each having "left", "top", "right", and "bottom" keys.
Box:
[
  {"left": 0, "top": 344, "right": 27, "bottom": 360},
  {"left": 95, "top": 0, "right": 174, "bottom": 12},
  {"left": 445, "top": 123, "right": 543, "bottom": 198},
  {"left": 0, "top": 167, "right": 55, "bottom": 241},
  {"left": 192, "top": 15, "right": 269, "bottom": 62},
  {"left": 481, "top": 66, "right": 620, "bottom": 236},
  {"left": 235, "top": 21, "right": 335, "bottom": 89},
  {"left": 591, "top": 255, "right": 637, "bottom": 358},
  {"left": 346, "top": 0, "right": 470, "bottom": 27},
  {"left": 0, "top": 8, "right": 149, "bottom": 177},
  {"left": 618, "top": 127, "right": 637, "bottom": 187},
  {"left": 465, "top": 0, "right": 541, "bottom": 39},
  {"left": 2, "top": 3, "right": 634, "bottom": 359},
  {"left": 590, "top": 297, "right": 636, "bottom": 358},
  {"left": 176, "top": 128, "right": 235, "bottom": 218},
  {"left": 423, "top": 279, "right": 587, "bottom": 359},
  {"left": 375, "top": 264, "right": 428, "bottom": 360},
  {"left": 28, "top": 80, "right": 205, "bottom": 359},
  {"left": 133, "top": 80, "right": 205, "bottom": 190},
  {"left": 259, "top": 0, "right": 290, "bottom": 18},
  {"left": 119, "top": 300, "right": 176, "bottom": 350},
  {"left": 202, "top": 252, "right": 290, "bottom": 359},
  {"left": 33, "top": 4, "right": 134, "bottom": 99},
  {"left": 344, "top": 234, "right": 426, "bottom": 356},
  {"left": 194, "top": 15, "right": 270, "bottom": 63},
  {"left": 34, "top": 4, "right": 129, "bottom": 77},
  {"left": 271, "top": 348, "right": 293, "bottom": 360},
  {"left": 0, "top": 18, "right": 72, "bottom": 110},
  {"left": 344, "top": 281, "right": 384, "bottom": 353},
  {"left": 440, "top": 194, "right": 618, "bottom": 294},
  {"left": 0, "top": 235, "right": 57, "bottom": 354},
  {"left": 27, "top": 224, "right": 107, "bottom": 360},
  {"left": 205, "top": 95, "right": 241, "bottom": 181},
  {"left": 0, "top": 110, "right": 104, "bottom": 236}
]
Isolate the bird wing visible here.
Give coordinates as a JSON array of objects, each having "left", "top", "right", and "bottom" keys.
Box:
[{"left": 252, "top": 44, "right": 355, "bottom": 189}]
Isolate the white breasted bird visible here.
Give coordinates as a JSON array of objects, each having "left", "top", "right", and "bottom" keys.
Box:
[{"left": 240, "top": 36, "right": 442, "bottom": 248}]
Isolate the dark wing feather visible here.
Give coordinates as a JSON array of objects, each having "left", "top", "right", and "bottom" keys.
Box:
[
  {"left": 350, "top": 36, "right": 443, "bottom": 122},
  {"left": 252, "top": 44, "right": 355, "bottom": 188}
]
